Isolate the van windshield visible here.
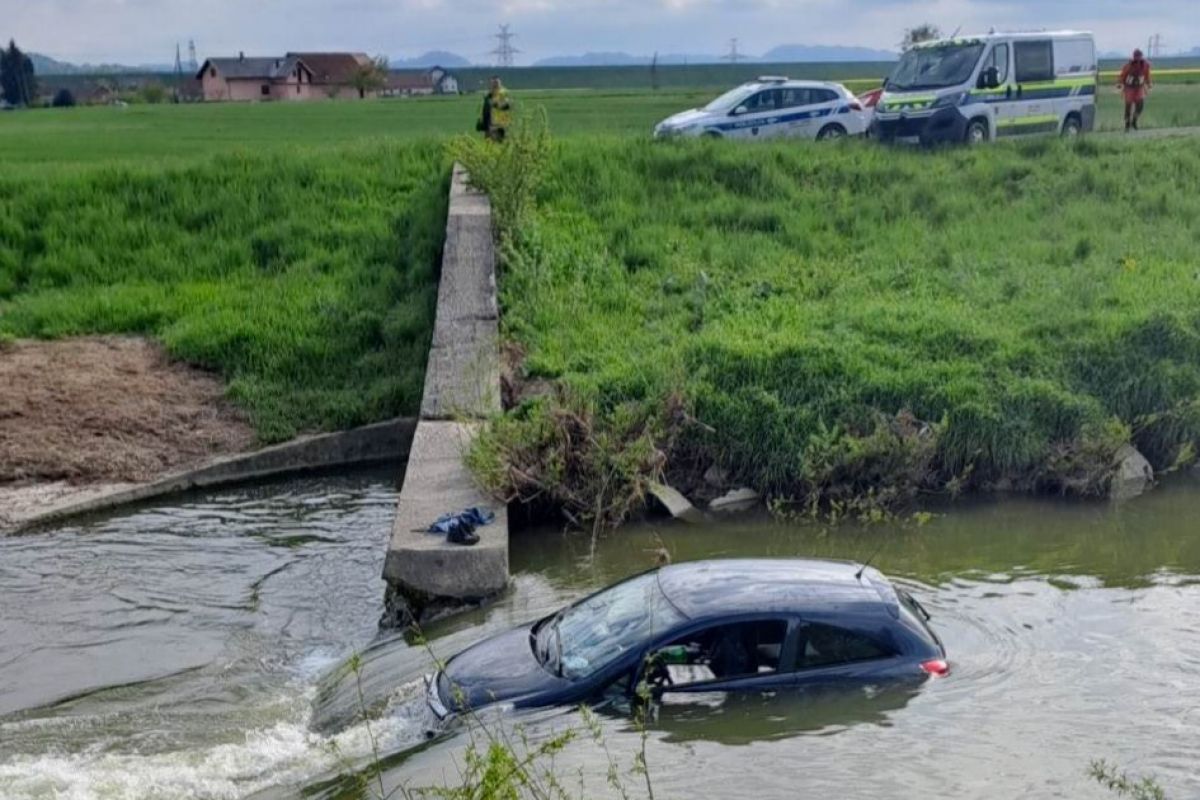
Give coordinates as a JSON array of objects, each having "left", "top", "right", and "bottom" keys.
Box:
[
  {"left": 888, "top": 42, "right": 986, "bottom": 91},
  {"left": 702, "top": 85, "right": 756, "bottom": 113}
]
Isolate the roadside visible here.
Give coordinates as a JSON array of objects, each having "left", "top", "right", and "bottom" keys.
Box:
[{"left": 0, "top": 337, "right": 254, "bottom": 528}]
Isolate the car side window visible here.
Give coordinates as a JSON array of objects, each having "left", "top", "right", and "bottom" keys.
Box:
[
  {"left": 1014, "top": 40, "right": 1054, "bottom": 83},
  {"left": 645, "top": 620, "right": 789, "bottom": 688},
  {"left": 816, "top": 89, "right": 840, "bottom": 104},
  {"left": 744, "top": 89, "right": 780, "bottom": 113},
  {"left": 797, "top": 623, "right": 890, "bottom": 668},
  {"left": 980, "top": 43, "right": 1010, "bottom": 85},
  {"left": 778, "top": 88, "right": 811, "bottom": 108}
]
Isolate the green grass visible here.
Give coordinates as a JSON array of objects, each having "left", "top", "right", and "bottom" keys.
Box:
[
  {"left": 485, "top": 135, "right": 1200, "bottom": 509},
  {"left": 0, "top": 141, "right": 448, "bottom": 442},
  {"left": 4, "top": 84, "right": 1200, "bottom": 172}
]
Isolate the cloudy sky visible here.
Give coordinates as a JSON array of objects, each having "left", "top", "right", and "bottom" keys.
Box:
[{"left": 4, "top": 0, "right": 1197, "bottom": 65}]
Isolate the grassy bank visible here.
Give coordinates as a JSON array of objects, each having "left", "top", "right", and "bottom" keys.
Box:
[
  {"left": 0, "top": 142, "right": 447, "bottom": 442},
  {"left": 4, "top": 84, "right": 1200, "bottom": 170},
  {"left": 471, "top": 135, "right": 1200, "bottom": 521}
]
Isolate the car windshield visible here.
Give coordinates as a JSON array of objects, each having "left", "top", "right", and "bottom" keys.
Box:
[
  {"left": 702, "top": 85, "right": 757, "bottom": 113},
  {"left": 887, "top": 42, "right": 985, "bottom": 91},
  {"left": 538, "top": 572, "right": 685, "bottom": 680}
]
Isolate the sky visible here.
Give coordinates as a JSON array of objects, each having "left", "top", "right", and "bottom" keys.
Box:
[{"left": 3, "top": 0, "right": 1197, "bottom": 65}]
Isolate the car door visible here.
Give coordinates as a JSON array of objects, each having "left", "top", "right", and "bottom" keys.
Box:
[
  {"left": 728, "top": 88, "right": 781, "bottom": 140},
  {"left": 789, "top": 621, "right": 903, "bottom": 686},
  {"left": 1011, "top": 39, "right": 1058, "bottom": 135},
  {"left": 774, "top": 87, "right": 815, "bottom": 139},
  {"left": 977, "top": 42, "right": 1016, "bottom": 136},
  {"left": 637, "top": 617, "right": 797, "bottom": 704}
]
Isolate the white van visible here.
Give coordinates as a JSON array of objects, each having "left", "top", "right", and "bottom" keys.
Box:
[{"left": 871, "top": 31, "right": 1097, "bottom": 145}]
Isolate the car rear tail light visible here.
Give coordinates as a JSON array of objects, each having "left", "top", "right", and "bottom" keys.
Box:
[
  {"left": 849, "top": 101, "right": 863, "bottom": 111},
  {"left": 920, "top": 659, "right": 950, "bottom": 677}
]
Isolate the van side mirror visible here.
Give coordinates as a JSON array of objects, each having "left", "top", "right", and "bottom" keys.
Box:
[{"left": 980, "top": 66, "right": 1000, "bottom": 89}]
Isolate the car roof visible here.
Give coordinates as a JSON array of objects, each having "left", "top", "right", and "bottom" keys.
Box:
[
  {"left": 741, "top": 78, "right": 845, "bottom": 91},
  {"left": 656, "top": 558, "right": 896, "bottom": 621},
  {"left": 914, "top": 30, "right": 1093, "bottom": 49}
]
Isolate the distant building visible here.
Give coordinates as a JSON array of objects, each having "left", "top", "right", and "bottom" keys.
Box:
[
  {"left": 383, "top": 66, "right": 459, "bottom": 97},
  {"left": 288, "top": 52, "right": 376, "bottom": 99},
  {"left": 196, "top": 54, "right": 314, "bottom": 101}
]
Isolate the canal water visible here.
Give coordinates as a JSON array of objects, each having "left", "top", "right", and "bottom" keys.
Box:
[{"left": 1, "top": 470, "right": 1198, "bottom": 799}]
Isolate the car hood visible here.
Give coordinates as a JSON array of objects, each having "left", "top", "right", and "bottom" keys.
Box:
[
  {"left": 441, "top": 625, "right": 570, "bottom": 712},
  {"left": 659, "top": 108, "right": 709, "bottom": 129}
]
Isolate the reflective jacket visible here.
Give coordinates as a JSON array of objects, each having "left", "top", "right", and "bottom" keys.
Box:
[{"left": 481, "top": 89, "right": 512, "bottom": 132}]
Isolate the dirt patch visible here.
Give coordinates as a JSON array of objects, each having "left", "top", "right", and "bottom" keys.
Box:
[{"left": 0, "top": 336, "right": 255, "bottom": 486}]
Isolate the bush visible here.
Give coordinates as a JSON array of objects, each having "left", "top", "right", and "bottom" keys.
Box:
[{"left": 51, "top": 89, "right": 75, "bottom": 108}]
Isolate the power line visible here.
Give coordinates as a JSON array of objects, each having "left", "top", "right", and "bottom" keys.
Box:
[
  {"left": 722, "top": 37, "right": 744, "bottom": 64},
  {"left": 490, "top": 24, "right": 520, "bottom": 68}
]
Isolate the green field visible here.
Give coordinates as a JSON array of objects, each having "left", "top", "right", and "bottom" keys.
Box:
[
  {"left": 3, "top": 89, "right": 1200, "bottom": 493},
  {"left": 466, "top": 133, "right": 1200, "bottom": 519},
  {"left": 3, "top": 83, "right": 1200, "bottom": 170},
  {"left": 0, "top": 143, "right": 447, "bottom": 441}
]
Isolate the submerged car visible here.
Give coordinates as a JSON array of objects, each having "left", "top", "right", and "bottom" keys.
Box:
[
  {"left": 426, "top": 558, "right": 947, "bottom": 719},
  {"left": 653, "top": 77, "right": 870, "bottom": 141}
]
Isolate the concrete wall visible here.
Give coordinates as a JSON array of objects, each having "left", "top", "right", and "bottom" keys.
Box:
[
  {"left": 5, "top": 418, "right": 416, "bottom": 535},
  {"left": 382, "top": 165, "right": 508, "bottom": 625}
]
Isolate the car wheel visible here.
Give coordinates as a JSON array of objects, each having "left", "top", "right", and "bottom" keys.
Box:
[
  {"left": 702, "top": 130, "right": 722, "bottom": 140},
  {"left": 964, "top": 119, "right": 989, "bottom": 146},
  {"left": 817, "top": 124, "right": 847, "bottom": 141},
  {"left": 1062, "top": 114, "right": 1082, "bottom": 138}
]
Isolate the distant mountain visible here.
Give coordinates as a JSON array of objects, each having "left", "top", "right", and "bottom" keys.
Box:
[
  {"left": 761, "top": 44, "right": 897, "bottom": 62},
  {"left": 30, "top": 52, "right": 173, "bottom": 75},
  {"left": 534, "top": 44, "right": 896, "bottom": 67},
  {"left": 390, "top": 51, "right": 471, "bottom": 69}
]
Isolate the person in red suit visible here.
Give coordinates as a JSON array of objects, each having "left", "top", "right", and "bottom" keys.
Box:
[{"left": 1118, "top": 49, "right": 1153, "bottom": 132}]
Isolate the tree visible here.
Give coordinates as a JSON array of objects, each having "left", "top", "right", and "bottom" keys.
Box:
[
  {"left": 1, "top": 39, "right": 37, "bottom": 106},
  {"left": 51, "top": 88, "right": 75, "bottom": 107},
  {"left": 350, "top": 56, "right": 388, "bottom": 99},
  {"left": 900, "top": 24, "right": 942, "bottom": 52},
  {"left": 139, "top": 82, "right": 168, "bottom": 104}
]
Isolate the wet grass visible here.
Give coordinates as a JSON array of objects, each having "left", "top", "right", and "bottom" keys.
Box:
[
  {"left": 491, "top": 135, "right": 1200, "bottom": 508},
  {"left": 0, "top": 142, "right": 448, "bottom": 442}
]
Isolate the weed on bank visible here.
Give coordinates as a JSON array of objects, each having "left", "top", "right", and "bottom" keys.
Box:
[{"left": 468, "top": 133, "right": 1200, "bottom": 525}]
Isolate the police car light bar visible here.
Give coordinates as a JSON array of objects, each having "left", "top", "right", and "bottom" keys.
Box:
[{"left": 756, "top": 75, "right": 789, "bottom": 82}]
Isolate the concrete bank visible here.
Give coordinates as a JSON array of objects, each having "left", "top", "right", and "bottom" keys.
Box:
[
  {"left": 2, "top": 418, "right": 415, "bottom": 535},
  {"left": 382, "top": 165, "right": 508, "bottom": 626}
]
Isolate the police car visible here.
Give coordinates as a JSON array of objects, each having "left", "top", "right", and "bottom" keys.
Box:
[{"left": 653, "top": 77, "right": 870, "bottom": 141}]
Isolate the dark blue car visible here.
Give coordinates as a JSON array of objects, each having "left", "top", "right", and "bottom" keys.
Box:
[{"left": 426, "top": 558, "right": 947, "bottom": 719}]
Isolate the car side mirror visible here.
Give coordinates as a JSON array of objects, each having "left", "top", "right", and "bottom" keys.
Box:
[{"left": 732, "top": 105, "right": 748, "bottom": 116}]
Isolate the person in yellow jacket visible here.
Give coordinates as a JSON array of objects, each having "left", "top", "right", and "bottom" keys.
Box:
[{"left": 477, "top": 76, "right": 512, "bottom": 142}]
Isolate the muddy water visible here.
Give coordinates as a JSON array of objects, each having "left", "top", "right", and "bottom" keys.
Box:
[{"left": 1, "top": 471, "right": 1199, "bottom": 799}]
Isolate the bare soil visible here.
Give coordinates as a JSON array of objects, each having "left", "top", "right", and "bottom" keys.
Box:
[{"left": 0, "top": 337, "right": 255, "bottom": 486}]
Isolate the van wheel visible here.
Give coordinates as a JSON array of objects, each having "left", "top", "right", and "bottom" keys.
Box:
[
  {"left": 1062, "top": 114, "right": 1083, "bottom": 137},
  {"left": 964, "top": 119, "right": 989, "bottom": 146},
  {"left": 817, "top": 124, "right": 847, "bottom": 141}
]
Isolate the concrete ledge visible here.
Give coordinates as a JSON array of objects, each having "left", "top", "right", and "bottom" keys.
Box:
[
  {"left": 382, "top": 421, "right": 508, "bottom": 604},
  {"left": 382, "top": 164, "right": 509, "bottom": 625},
  {"left": 3, "top": 418, "right": 415, "bottom": 534}
]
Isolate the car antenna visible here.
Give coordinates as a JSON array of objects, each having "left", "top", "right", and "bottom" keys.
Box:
[{"left": 855, "top": 538, "right": 888, "bottom": 581}]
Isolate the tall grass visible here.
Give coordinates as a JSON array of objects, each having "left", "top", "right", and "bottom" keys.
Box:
[
  {"left": 478, "top": 135, "right": 1200, "bottom": 519},
  {"left": 0, "top": 141, "right": 449, "bottom": 441}
]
